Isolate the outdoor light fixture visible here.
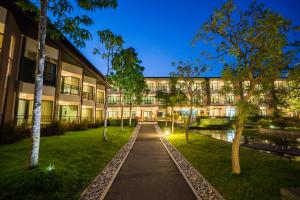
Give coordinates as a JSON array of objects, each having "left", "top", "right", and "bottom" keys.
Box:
[
  {"left": 45, "top": 163, "right": 55, "bottom": 172},
  {"left": 269, "top": 125, "right": 275, "bottom": 129},
  {"left": 165, "top": 129, "right": 170, "bottom": 136}
]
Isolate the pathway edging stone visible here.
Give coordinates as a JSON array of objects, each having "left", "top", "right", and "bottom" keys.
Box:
[
  {"left": 80, "top": 125, "right": 141, "bottom": 200},
  {"left": 155, "top": 125, "right": 225, "bottom": 200}
]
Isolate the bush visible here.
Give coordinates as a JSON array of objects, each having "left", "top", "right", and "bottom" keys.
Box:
[
  {"left": 272, "top": 117, "right": 300, "bottom": 128},
  {"left": 88, "top": 120, "right": 103, "bottom": 128},
  {"left": 41, "top": 121, "right": 65, "bottom": 136},
  {"left": 107, "top": 119, "right": 137, "bottom": 126},
  {"left": 257, "top": 118, "right": 272, "bottom": 128},
  {"left": 0, "top": 123, "right": 31, "bottom": 144}
]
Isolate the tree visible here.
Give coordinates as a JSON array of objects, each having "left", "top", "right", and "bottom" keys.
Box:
[
  {"left": 277, "top": 64, "right": 300, "bottom": 118},
  {"left": 17, "top": 0, "right": 118, "bottom": 168},
  {"left": 194, "top": 0, "right": 299, "bottom": 174},
  {"left": 111, "top": 48, "right": 147, "bottom": 128},
  {"left": 170, "top": 61, "right": 207, "bottom": 142},
  {"left": 94, "top": 30, "right": 123, "bottom": 139},
  {"left": 156, "top": 77, "right": 187, "bottom": 134}
]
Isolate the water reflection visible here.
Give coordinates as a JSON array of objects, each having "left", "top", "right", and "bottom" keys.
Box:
[{"left": 193, "top": 129, "right": 300, "bottom": 161}]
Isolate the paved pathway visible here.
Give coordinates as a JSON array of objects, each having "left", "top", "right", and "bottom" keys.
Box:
[{"left": 105, "top": 124, "right": 197, "bottom": 200}]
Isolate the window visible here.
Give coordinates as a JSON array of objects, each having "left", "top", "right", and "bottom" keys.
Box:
[
  {"left": 124, "top": 111, "right": 136, "bottom": 118},
  {"left": 96, "top": 110, "right": 103, "bottom": 120},
  {"left": 20, "top": 51, "right": 57, "bottom": 85},
  {"left": 82, "top": 85, "right": 94, "bottom": 100},
  {"left": 147, "top": 82, "right": 155, "bottom": 91},
  {"left": 61, "top": 76, "right": 80, "bottom": 95},
  {"left": 157, "top": 83, "right": 169, "bottom": 91},
  {"left": 96, "top": 91, "right": 104, "bottom": 104},
  {"left": 192, "top": 83, "right": 202, "bottom": 91},
  {"left": 17, "top": 99, "right": 53, "bottom": 125},
  {"left": 260, "top": 108, "right": 267, "bottom": 116},
  {"left": 226, "top": 108, "right": 236, "bottom": 117},
  {"left": 211, "top": 95, "right": 220, "bottom": 104},
  {"left": 59, "top": 105, "right": 78, "bottom": 122},
  {"left": 81, "top": 108, "right": 93, "bottom": 122},
  {"left": 192, "top": 96, "right": 203, "bottom": 104},
  {"left": 43, "top": 60, "right": 57, "bottom": 86},
  {"left": 209, "top": 109, "right": 221, "bottom": 116},
  {"left": 225, "top": 94, "right": 235, "bottom": 104},
  {"left": 0, "top": 6, "right": 7, "bottom": 56},
  {"left": 108, "top": 96, "right": 119, "bottom": 105},
  {"left": 143, "top": 111, "right": 152, "bottom": 118},
  {"left": 259, "top": 94, "right": 267, "bottom": 103},
  {"left": 210, "top": 83, "right": 219, "bottom": 91},
  {"left": 21, "top": 56, "right": 36, "bottom": 83},
  {"left": 142, "top": 96, "right": 154, "bottom": 105},
  {"left": 108, "top": 110, "right": 118, "bottom": 118}
]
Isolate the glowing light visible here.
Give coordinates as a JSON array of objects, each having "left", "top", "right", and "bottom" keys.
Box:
[
  {"left": 270, "top": 125, "right": 275, "bottom": 129},
  {"left": 165, "top": 129, "right": 170, "bottom": 136},
  {"left": 45, "top": 163, "right": 55, "bottom": 172}
]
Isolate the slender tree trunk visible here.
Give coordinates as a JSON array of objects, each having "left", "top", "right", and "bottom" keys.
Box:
[
  {"left": 232, "top": 113, "right": 244, "bottom": 175},
  {"left": 171, "top": 107, "right": 175, "bottom": 134},
  {"left": 103, "top": 84, "right": 108, "bottom": 140},
  {"left": 185, "top": 103, "right": 193, "bottom": 143},
  {"left": 28, "top": 0, "right": 47, "bottom": 169},
  {"left": 129, "top": 101, "right": 132, "bottom": 126},
  {"left": 120, "top": 90, "right": 124, "bottom": 131},
  {"left": 102, "top": 56, "right": 111, "bottom": 140}
]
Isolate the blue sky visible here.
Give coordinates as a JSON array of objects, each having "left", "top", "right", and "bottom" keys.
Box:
[{"left": 75, "top": 0, "right": 300, "bottom": 77}]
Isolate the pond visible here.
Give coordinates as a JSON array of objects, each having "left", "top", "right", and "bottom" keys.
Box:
[{"left": 192, "top": 129, "right": 300, "bottom": 161}]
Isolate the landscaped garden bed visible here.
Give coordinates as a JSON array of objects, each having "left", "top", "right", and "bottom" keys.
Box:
[{"left": 0, "top": 126, "right": 134, "bottom": 200}]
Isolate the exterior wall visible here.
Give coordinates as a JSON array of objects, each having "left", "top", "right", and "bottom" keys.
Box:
[
  {"left": 107, "top": 77, "right": 288, "bottom": 121},
  {"left": 0, "top": 7, "right": 23, "bottom": 124},
  {"left": 0, "top": 2, "right": 106, "bottom": 126}
]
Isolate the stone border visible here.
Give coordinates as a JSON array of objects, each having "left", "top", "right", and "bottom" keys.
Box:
[
  {"left": 155, "top": 125, "right": 225, "bottom": 200},
  {"left": 80, "top": 125, "right": 141, "bottom": 200}
]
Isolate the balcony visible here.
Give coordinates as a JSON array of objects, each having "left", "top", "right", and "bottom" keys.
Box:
[
  {"left": 82, "top": 92, "right": 94, "bottom": 101},
  {"left": 61, "top": 84, "right": 80, "bottom": 95},
  {"left": 96, "top": 97, "right": 104, "bottom": 104}
]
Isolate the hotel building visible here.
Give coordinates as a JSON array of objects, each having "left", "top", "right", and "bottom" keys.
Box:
[
  {"left": 107, "top": 77, "right": 285, "bottom": 120},
  {"left": 0, "top": 1, "right": 106, "bottom": 126},
  {"left": 0, "top": 1, "right": 291, "bottom": 126}
]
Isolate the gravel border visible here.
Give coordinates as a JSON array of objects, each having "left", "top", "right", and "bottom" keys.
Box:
[
  {"left": 155, "top": 125, "right": 225, "bottom": 200},
  {"left": 80, "top": 125, "right": 141, "bottom": 200}
]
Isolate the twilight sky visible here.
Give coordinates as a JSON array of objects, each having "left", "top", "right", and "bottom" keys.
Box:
[{"left": 76, "top": 0, "right": 300, "bottom": 77}]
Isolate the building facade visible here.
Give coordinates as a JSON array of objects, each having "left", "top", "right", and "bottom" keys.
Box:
[
  {"left": 107, "top": 77, "right": 286, "bottom": 121},
  {"left": 0, "top": 1, "right": 105, "bottom": 126}
]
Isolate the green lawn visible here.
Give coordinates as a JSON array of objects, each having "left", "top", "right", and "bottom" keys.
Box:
[
  {"left": 0, "top": 126, "right": 133, "bottom": 200},
  {"left": 167, "top": 128, "right": 300, "bottom": 200}
]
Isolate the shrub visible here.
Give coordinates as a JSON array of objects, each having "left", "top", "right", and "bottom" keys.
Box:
[
  {"left": 272, "top": 117, "right": 300, "bottom": 128},
  {"left": 257, "top": 118, "right": 272, "bottom": 128},
  {"left": 0, "top": 123, "right": 31, "bottom": 144},
  {"left": 88, "top": 120, "right": 103, "bottom": 128},
  {"left": 107, "top": 119, "right": 137, "bottom": 126},
  {"left": 41, "top": 121, "right": 65, "bottom": 136}
]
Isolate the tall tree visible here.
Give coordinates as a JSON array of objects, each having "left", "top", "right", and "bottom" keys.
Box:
[
  {"left": 111, "top": 47, "right": 146, "bottom": 128},
  {"left": 156, "top": 77, "right": 187, "bottom": 134},
  {"left": 194, "top": 0, "right": 299, "bottom": 174},
  {"left": 94, "top": 30, "right": 123, "bottom": 139},
  {"left": 17, "top": 0, "right": 118, "bottom": 168},
  {"left": 170, "top": 61, "right": 207, "bottom": 142}
]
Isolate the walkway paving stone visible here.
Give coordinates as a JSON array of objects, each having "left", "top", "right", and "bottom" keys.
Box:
[{"left": 105, "top": 124, "right": 197, "bottom": 200}]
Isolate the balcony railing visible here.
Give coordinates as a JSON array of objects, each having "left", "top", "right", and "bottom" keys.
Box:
[
  {"left": 96, "top": 97, "right": 104, "bottom": 104},
  {"left": 16, "top": 115, "right": 53, "bottom": 126},
  {"left": 82, "top": 92, "right": 94, "bottom": 100},
  {"left": 61, "top": 84, "right": 80, "bottom": 95}
]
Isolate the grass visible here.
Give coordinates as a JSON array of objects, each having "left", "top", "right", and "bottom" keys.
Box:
[
  {"left": 167, "top": 128, "right": 300, "bottom": 200},
  {"left": 0, "top": 126, "right": 133, "bottom": 200}
]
